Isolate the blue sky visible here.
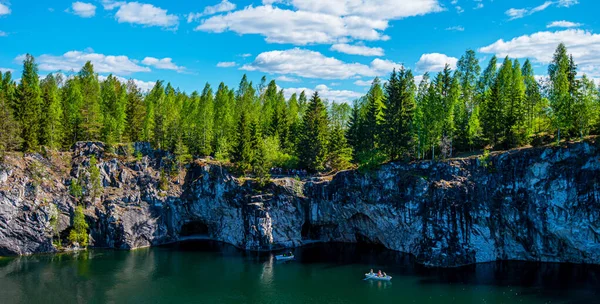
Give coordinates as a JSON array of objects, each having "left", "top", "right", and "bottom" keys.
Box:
[{"left": 0, "top": 0, "right": 597, "bottom": 102}]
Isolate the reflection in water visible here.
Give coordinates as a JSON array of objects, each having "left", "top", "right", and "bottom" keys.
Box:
[{"left": 0, "top": 242, "right": 598, "bottom": 304}]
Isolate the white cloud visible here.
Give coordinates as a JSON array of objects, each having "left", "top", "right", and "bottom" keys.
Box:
[
  {"left": 98, "top": 74, "right": 155, "bottom": 92},
  {"left": 101, "top": 0, "right": 125, "bottom": 10},
  {"left": 241, "top": 48, "right": 402, "bottom": 79},
  {"left": 196, "top": 1, "right": 442, "bottom": 45},
  {"left": 0, "top": 31, "right": 7, "bottom": 37},
  {"left": 216, "top": 61, "right": 237, "bottom": 68},
  {"left": 264, "top": 0, "right": 443, "bottom": 20},
  {"left": 330, "top": 43, "right": 384, "bottom": 56},
  {"left": 239, "top": 53, "right": 252, "bottom": 58},
  {"left": 479, "top": 29, "right": 600, "bottom": 76},
  {"left": 354, "top": 79, "right": 373, "bottom": 86},
  {"left": 547, "top": 20, "right": 582, "bottom": 28},
  {"left": 188, "top": 1, "right": 237, "bottom": 23},
  {"left": 506, "top": 0, "right": 577, "bottom": 20},
  {"left": 196, "top": 6, "right": 389, "bottom": 45},
  {"left": 281, "top": 84, "right": 363, "bottom": 104},
  {"left": 415, "top": 53, "right": 458, "bottom": 73},
  {"left": 446, "top": 25, "right": 464, "bottom": 31},
  {"left": 0, "top": 67, "right": 14, "bottom": 73},
  {"left": 0, "top": 3, "right": 10, "bottom": 16},
  {"left": 141, "top": 57, "right": 184, "bottom": 72},
  {"left": 276, "top": 75, "right": 300, "bottom": 82},
  {"left": 114, "top": 2, "right": 179, "bottom": 29},
  {"left": 69, "top": 2, "right": 96, "bottom": 18},
  {"left": 18, "top": 51, "right": 151, "bottom": 75}
]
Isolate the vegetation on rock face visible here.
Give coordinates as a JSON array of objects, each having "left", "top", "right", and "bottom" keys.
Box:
[
  {"left": 68, "top": 206, "right": 89, "bottom": 247},
  {"left": 87, "top": 156, "right": 103, "bottom": 203},
  {"left": 0, "top": 44, "right": 598, "bottom": 175}
]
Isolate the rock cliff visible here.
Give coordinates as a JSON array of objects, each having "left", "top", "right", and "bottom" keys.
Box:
[{"left": 1, "top": 141, "right": 599, "bottom": 267}]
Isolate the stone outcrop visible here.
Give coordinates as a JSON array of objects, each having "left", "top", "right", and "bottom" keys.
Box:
[{"left": 0, "top": 141, "right": 599, "bottom": 267}]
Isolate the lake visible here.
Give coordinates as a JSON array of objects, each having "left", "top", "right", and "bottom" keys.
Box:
[{"left": 0, "top": 241, "right": 598, "bottom": 304}]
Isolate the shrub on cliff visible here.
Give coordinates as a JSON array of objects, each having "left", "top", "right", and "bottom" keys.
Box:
[{"left": 68, "top": 206, "right": 89, "bottom": 247}]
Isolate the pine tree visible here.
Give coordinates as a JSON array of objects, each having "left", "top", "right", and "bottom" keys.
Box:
[
  {"left": 328, "top": 123, "right": 353, "bottom": 171},
  {"left": 287, "top": 93, "right": 301, "bottom": 151},
  {"left": 573, "top": 75, "right": 596, "bottom": 138},
  {"left": 360, "top": 78, "right": 384, "bottom": 163},
  {"left": 125, "top": 79, "right": 146, "bottom": 142},
  {"left": 100, "top": 75, "right": 127, "bottom": 147},
  {"left": 213, "top": 82, "right": 235, "bottom": 158},
  {"left": 79, "top": 62, "right": 103, "bottom": 141},
  {"left": 196, "top": 83, "right": 214, "bottom": 156},
  {"left": 346, "top": 100, "right": 362, "bottom": 161},
  {"left": 298, "top": 92, "right": 329, "bottom": 172},
  {"left": 548, "top": 43, "right": 574, "bottom": 142},
  {"left": 507, "top": 59, "right": 527, "bottom": 147},
  {"left": 522, "top": 60, "right": 542, "bottom": 136},
  {"left": 39, "top": 74, "right": 63, "bottom": 149},
  {"left": 16, "top": 54, "right": 43, "bottom": 152},
  {"left": 62, "top": 78, "right": 84, "bottom": 147}
]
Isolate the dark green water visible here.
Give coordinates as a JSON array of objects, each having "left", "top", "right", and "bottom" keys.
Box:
[{"left": 0, "top": 242, "right": 598, "bottom": 304}]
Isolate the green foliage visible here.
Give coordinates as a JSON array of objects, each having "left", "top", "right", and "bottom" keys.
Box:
[
  {"left": 125, "top": 79, "right": 146, "bottom": 142},
  {"left": 298, "top": 92, "right": 329, "bottom": 172},
  {"left": 70, "top": 178, "right": 84, "bottom": 201},
  {"left": 39, "top": 74, "right": 63, "bottom": 149},
  {"left": 79, "top": 62, "right": 103, "bottom": 141},
  {"left": 159, "top": 170, "right": 169, "bottom": 192},
  {"left": 479, "top": 149, "right": 491, "bottom": 168},
  {"left": 382, "top": 68, "right": 417, "bottom": 160},
  {"left": 87, "top": 156, "right": 103, "bottom": 203},
  {"left": 68, "top": 206, "right": 89, "bottom": 247},
  {"left": 49, "top": 204, "right": 62, "bottom": 248},
  {"left": 16, "top": 54, "right": 43, "bottom": 152}
]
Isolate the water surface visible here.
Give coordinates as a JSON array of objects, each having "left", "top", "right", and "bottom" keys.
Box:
[{"left": 0, "top": 242, "right": 598, "bottom": 303}]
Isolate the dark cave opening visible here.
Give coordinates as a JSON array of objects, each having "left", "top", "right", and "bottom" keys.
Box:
[
  {"left": 301, "top": 222, "right": 312, "bottom": 240},
  {"left": 179, "top": 221, "right": 210, "bottom": 237}
]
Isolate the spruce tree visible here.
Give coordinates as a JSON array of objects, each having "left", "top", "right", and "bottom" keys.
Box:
[
  {"left": 125, "top": 79, "right": 146, "bottom": 142},
  {"left": 16, "top": 54, "right": 43, "bottom": 152},
  {"left": 213, "top": 82, "right": 235, "bottom": 158},
  {"left": 196, "top": 83, "right": 214, "bottom": 156},
  {"left": 382, "top": 68, "right": 416, "bottom": 160},
  {"left": 455, "top": 50, "right": 481, "bottom": 151},
  {"left": 68, "top": 206, "right": 89, "bottom": 247},
  {"left": 232, "top": 111, "right": 253, "bottom": 173},
  {"left": 298, "top": 92, "right": 329, "bottom": 172},
  {"left": 0, "top": 86, "right": 21, "bottom": 157},
  {"left": 522, "top": 60, "right": 542, "bottom": 136}
]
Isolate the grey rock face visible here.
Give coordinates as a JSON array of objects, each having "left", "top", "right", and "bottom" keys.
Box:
[{"left": 0, "top": 141, "right": 599, "bottom": 267}]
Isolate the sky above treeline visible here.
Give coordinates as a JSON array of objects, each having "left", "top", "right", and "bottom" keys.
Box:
[{"left": 0, "top": 0, "right": 597, "bottom": 103}]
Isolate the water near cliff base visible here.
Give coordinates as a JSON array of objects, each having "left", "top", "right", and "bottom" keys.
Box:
[{"left": 0, "top": 241, "right": 598, "bottom": 304}]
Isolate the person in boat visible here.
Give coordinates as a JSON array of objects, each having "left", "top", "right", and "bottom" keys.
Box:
[
  {"left": 383, "top": 272, "right": 387, "bottom": 277},
  {"left": 377, "top": 270, "right": 382, "bottom": 277},
  {"left": 369, "top": 269, "right": 374, "bottom": 275}
]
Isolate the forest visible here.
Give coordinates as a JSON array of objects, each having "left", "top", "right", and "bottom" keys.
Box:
[{"left": 0, "top": 43, "right": 599, "bottom": 177}]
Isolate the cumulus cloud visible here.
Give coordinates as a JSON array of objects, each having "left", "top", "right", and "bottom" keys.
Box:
[
  {"left": 141, "top": 57, "right": 184, "bottom": 72},
  {"left": 330, "top": 44, "right": 384, "bottom": 56},
  {"left": 354, "top": 79, "right": 373, "bottom": 86},
  {"left": 281, "top": 84, "right": 363, "bottom": 104},
  {"left": 16, "top": 51, "right": 151, "bottom": 75},
  {"left": 0, "top": 67, "right": 14, "bottom": 73},
  {"left": 241, "top": 48, "right": 402, "bottom": 79},
  {"left": 196, "top": 0, "right": 442, "bottom": 45},
  {"left": 187, "top": 0, "right": 236, "bottom": 23},
  {"left": 547, "top": 20, "right": 582, "bottom": 28},
  {"left": 479, "top": 29, "right": 600, "bottom": 76},
  {"left": 68, "top": 2, "right": 96, "bottom": 18},
  {"left": 216, "top": 61, "right": 237, "bottom": 68},
  {"left": 506, "top": 0, "right": 577, "bottom": 20},
  {"left": 276, "top": 75, "right": 300, "bottom": 82},
  {"left": 415, "top": 53, "right": 458, "bottom": 73},
  {"left": 113, "top": 2, "right": 179, "bottom": 29},
  {"left": 0, "top": 3, "right": 10, "bottom": 16}
]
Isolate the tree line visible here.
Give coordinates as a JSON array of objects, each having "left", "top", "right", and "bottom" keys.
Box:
[{"left": 0, "top": 44, "right": 599, "bottom": 175}]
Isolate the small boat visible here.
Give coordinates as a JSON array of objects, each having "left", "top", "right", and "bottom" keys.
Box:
[
  {"left": 364, "top": 273, "right": 392, "bottom": 281},
  {"left": 275, "top": 253, "right": 295, "bottom": 261}
]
